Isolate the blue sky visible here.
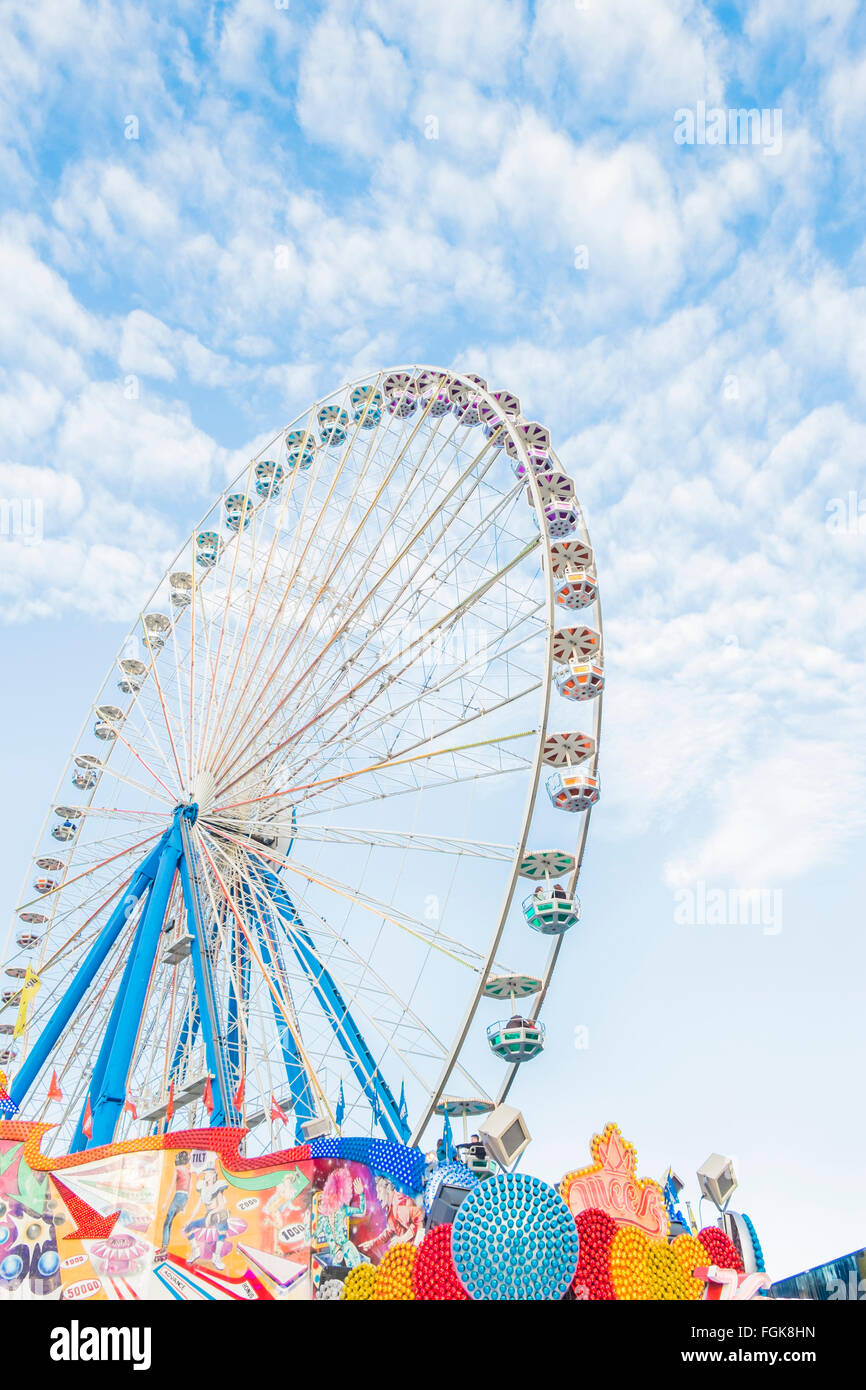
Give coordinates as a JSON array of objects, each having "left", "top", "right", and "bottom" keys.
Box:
[{"left": 2, "top": 0, "right": 866, "bottom": 1281}]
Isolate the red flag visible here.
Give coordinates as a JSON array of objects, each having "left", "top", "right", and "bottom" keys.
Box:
[
  {"left": 202, "top": 1076, "right": 214, "bottom": 1116},
  {"left": 82, "top": 1096, "right": 93, "bottom": 1140},
  {"left": 233, "top": 1076, "right": 245, "bottom": 1111},
  {"left": 165, "top": 1081, "right": 175, "bottom": 1126},
  {"left": 270, "top": 1095, "right": 288, "bottom": 1124},
  {"left": 48, "top": 1070, "right": 63, "bottom": 1102},
  {"left": 123, "top": 1094, "right": 138, "bottom": 1120}
]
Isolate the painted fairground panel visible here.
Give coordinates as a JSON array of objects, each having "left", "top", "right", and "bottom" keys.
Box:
[{"left": 0, "top": 1124, "right": 424, "bottom": 1301}]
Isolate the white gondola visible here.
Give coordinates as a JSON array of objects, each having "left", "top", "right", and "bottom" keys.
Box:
[
  {"left": 517, "top": 850, "right": 580, "bottom": 935},
  {"left": 94, "top": 705, "right": 124, "bottom": 740},
  {"left": 504, "top": 420, "right": 550, "bottom": 467},
  {"left": 552, "top": 626, "right": 601, "bottom": 664},
  {"left": 526, "top": 470, "right": 575, "bottom": 508},
  {"left": 450, "top": 374, "right": 487, "bottom": 427},
  {"left": 117, "top": 658, "right": 148, "bottom": 695},
  {"left": 285, "top": 428, "right": 315, "bottom": 469},
  {"left": 415, "top": 369, "right": 453, "bottom": 416},
  {"left": 51, "top": 804, "right": 80, "bottom": 842},
  {"left": 196, "top": 531, "right": 222, "bottom": 567},
  {"left": 555, "top": 569, "right": 598, "bottom": 609},
  {"left": 317, "top": 405, "right": 350, "bottom": 445},
  {"left": 0, "top": 1050, "right": 18, "bottom": 1065},
  {"left": 225, "top": 492, "right": 253, "bottom": 532},
  {"left": 482, "top": 974, "right": 545, "bottom": 1062},
  {"left": 169, "top": 572, "right": 193, "bottom": 608},
  {"left": 33, "top": 876, "right": 59, "bottom": 894},
  {"left": 554, "top": 658, "right": 604, "bottom": 702},
  {"left": 547, "top": 770, "right": 600, "bottom": 813},
  {"left": 382, "top": 371, "right": 417, "bottom": 418},
  {"left": 486, "top": 1016, "right": 545, "bottom": 1062},
  {"left": 533, "top": 498, "right": 579, "bottom": 539},
  {"left": 254, "top": 461, "right": 284, "bottom": 500},
  {"left": 479, "top": 389, "right": 521, "bottom": 443},
  {"left": 143, "top": 612, "right": 172, "bottom": 650},
  {"left": 540, "top": 731, "right": 596, "bottom": 767},
  {"left": 350, "top": 385, "right": 383, "bottom": 427},
  {"left": 72, "top": 754, "right": 101, "bottom": 791}
]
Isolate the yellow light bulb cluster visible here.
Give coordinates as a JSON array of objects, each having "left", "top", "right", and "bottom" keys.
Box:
[
  {"left": 374, "top": 1243, "right": 417, "bottom": 1300},
  {"left": 610, "top": 1227, "right": 651, "bottom": 1301},
  {"left": 343, "top": 1264, "right": 377, "bottom": 1301},
  {"left": 671, "top": 1234, "right": 709, "bottom": 1300},
  {"left": 611, "top": 1228, "right": 711, "bottom": 1300}
]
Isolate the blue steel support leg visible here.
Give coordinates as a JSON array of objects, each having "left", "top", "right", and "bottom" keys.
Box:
[
  {"left": 177, "top": 838, "right": 232, "bottom": 1127},
  {"left": 89, "top": 820, "right": 184, "bottom": 1148},
  {"left": 256, "top": 864, "right": 410, "bottom": 1143},
  {"left": 8, "top": 834, "right": 168, "bottom": 1112},
  {"left": 252, "top": 906, "right": 317, "bottom": 1142}
]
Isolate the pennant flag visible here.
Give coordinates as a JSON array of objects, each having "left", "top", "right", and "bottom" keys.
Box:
[
  {"left": 202, "top": 1076, "right": 214, "bottom": 1116},
  {"left": 48, "top": 1070, "right": 63, "bottom": 1103},
  {"left": 0, "top": 1070, "right": 19, "bottom": 1119},
  {"left": 335, "top": 1080, "right": 345, "bottom": 1130},
  {"left": 13, "top": 965, "right": 41, "bottom": 1039},
  {"left": 233, "top": 1076, "right": 245, "bottom": 1111},
  {"left": 165, "top": 1081, "right": 175, "bottom": 1125},
  {"left": 270, "top": 1095, "right": 289, "bottom": 1124},
  {"left": 123, "top": 1093, "right": 137, "bottom": 1120},
  {"left": 398, "top": 1080, "right": 408, "bottom": 1126},
  {"left": 441, "top": 1107, "right": 454, "bottom": 1162},
  {"left": 82, "top": 1096, "right": 93, "bottom": 1140}
]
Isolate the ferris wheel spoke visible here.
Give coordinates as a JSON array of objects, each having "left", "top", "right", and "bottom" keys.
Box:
[
  {"left": 209, "top": 430, "right": 510, "bottom": 789},
  {"left": 276, "top": 617, "right": 544, "bottom": 798},
  {"left": 241, "top": 848, "right": 491, "bottom": 1104},
  {"left": 213, "top": 537, "right": 540, "bottom": 803},
  {"left": 201, "top": 827, "right": 411, "bottom": 1139},
  {"left": 200, "top": 400, "right": 403, "bottom": 772},
  {"left": 191, "top": 827, "right": 335, "bottom": 1125},
  {"left": 208, "top": 824, "right": 489, "bottom": 969}
]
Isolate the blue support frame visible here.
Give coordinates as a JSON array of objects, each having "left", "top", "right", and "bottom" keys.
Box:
[
  {"left": 89, "top": 817, "right": 185, "bottom": 1147},
  {"left": 8, "top": 835, "right": 168, "bottom": 1113},
  {"left": 177, "top": 828, "right": 233, "bottom": 1127},
  {"left": 252, "top": 861, "right": 410, "bottom": 1143},
  {"left": 245, "top": 877, "right": 318, "bottom": 1142}
]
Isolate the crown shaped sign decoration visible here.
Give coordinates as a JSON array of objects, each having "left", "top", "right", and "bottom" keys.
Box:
[{"left": 560, "top": 1122, "right": 669, "bottom": 1239}]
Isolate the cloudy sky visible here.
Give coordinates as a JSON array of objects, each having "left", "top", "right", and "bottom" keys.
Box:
[{"left": 2, "top": 0, "right": 865, "bottom": 1281}]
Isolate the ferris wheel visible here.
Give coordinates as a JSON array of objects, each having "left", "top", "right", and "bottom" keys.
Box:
[{"left": 0, "top": 366, "right": 603, "bottom": 1158}]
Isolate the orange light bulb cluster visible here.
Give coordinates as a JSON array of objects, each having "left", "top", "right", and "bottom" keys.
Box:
[
  {"left": 343, "top": 1264, "right": 377, "bottom": 1300},
  {"left": 610, "top": 1227, "right": 652, "bottom": 1301},
  {"left": 374, "top": 1242, "right": 417, "bottom": 1300}
]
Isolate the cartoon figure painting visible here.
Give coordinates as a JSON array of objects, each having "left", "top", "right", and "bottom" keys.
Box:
[
  {"left": 183, "top": 1163, "right": 246, "bottom": 1271},
  {"left": 158, "top": 1150, "right": 191, "bottom": 1255},
  {"left": 314, "top": 1167, "right": 366, "bottom": 1270},
  {"left": 360, "top": 1176, "right": 423, "bottom": 1260}
]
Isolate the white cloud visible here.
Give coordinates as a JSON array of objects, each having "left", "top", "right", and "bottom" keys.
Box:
[{"left": 297, "top": 11, "right": 411, "bottom": 155}]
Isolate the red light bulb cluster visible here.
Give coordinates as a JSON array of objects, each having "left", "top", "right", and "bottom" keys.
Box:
[
  {"left": 412, "top": 1224, "right": 469, "bottom": 1301},
  {"left": 698, "top": 1226, "right": 743, "bottom": 1272},
  {"left": 572, "top": 1207, "right": 618, "bottom": 1300}
]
